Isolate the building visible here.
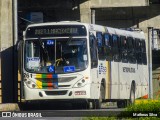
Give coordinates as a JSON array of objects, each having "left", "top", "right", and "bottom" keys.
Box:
[{"left": 0, "top": 0, "right": 160, "bottom": 103}]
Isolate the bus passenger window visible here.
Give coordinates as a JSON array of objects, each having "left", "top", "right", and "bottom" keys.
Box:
[
  {"left": 96, "top": 32, "right": 104, "bottom": 60},
  {"left": 135, "top": 39, "right": 142, "bottom": 64},
  {"left": 96, "top": 32, "right": 103, "bottom": 47},
  {"left": 112, "top": 35, "right": 121, "bottom": 62},
  {"left": 104, "top": 33, "right": 113, "bottom": 61},
  {"left": 90, "top": 32, "right": 98, "bottom": 68},
  {"left": 127, "top": 37, "right": 136, "bottom": 64},
  {"left": 141, "top": 40, "right": 147, "bottom": 65},
  {"left": 120, "top": 36, "right": 128, "bottom": 63}
]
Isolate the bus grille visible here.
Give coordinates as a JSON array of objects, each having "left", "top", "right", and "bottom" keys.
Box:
[
  {"left": 58, "top": 85, "right": 71, "bottom": 87},
  {"left": 58, "top": 77, "right": 77, "bottom": 83},
  {"left": 45, "top": 90, "right": 68, "bottom": 96},
  {"left": 36, "top": 77, "right": 76, "bottom": 89}
]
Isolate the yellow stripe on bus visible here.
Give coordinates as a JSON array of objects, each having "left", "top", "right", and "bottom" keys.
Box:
[
  {"left": 36, "top": 79, "right": 42, "bottom": 89},
  {"left": 35, "top": 74, "right": 42, "bottom": 78},
  {"left": 105, "top": 61, "right": 111, "bottom": 99}
]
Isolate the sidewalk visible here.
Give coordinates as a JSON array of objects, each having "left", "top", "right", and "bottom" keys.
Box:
[{"left": 0, "top": 103, "right": 20, "bottom": 111}]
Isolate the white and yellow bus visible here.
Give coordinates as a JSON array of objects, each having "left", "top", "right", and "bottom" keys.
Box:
[{"left": 19, "top": 21, "right": 149, "bottom": 109}]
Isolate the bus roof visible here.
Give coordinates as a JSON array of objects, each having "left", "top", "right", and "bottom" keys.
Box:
[
  {"left": 106, "top": 27, "right": 145, "bottom": 39},
  {"left": 27, "top": 21, "right": 87, "bottom": 28},
  {"left": 26, "top": 21, "right": 145, "bottom": 39}
]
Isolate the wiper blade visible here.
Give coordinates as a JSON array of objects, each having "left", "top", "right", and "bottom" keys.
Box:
[{"left": 67, "top": 36, "right": 73, "bottom": 45}]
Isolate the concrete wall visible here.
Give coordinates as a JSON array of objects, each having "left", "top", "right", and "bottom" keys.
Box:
[
  {"left": 80, "top": 1, "right": 91, "bottom": 23},
  {"left": 81, "top": 0, "right": 150, "bottom": 24},
  {"left": 91, "top": 0, "right": 149, "bottom": 8},
  {"left": 80, "top": 2, "right": 160, "bottom": 40},
  {"left": 0, "top": 0, "right": 13, "bottom": 48}
]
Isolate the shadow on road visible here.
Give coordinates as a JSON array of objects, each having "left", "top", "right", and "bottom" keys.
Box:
[
  {"left": 19, "top": 101, "right": 72, "bottom": 111},
  {"left": 19, "top": 101, "right": 92, "bottom": 111},
  {"left": 19, "top": 101, "right": 119, "bottom": 111}
]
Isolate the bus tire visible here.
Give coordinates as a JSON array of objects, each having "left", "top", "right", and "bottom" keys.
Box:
[
  {"left": 129, "top": 84, "right": 135, "bottom": 105},
  {"left": 92, "top": 85, "right": 104, "bottom": 109},
  {"left": 117, "top": 100, "right": 127, "bottom": 108}
]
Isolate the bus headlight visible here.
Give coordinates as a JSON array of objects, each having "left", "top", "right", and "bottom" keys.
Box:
[
  {"left": 24, "top": 79, "right": 38, "bottom": 89},
  {"left": 73, "top": 79, "right": 86, "bottom": 88}
]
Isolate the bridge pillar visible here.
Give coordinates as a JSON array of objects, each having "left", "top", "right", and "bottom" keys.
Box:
[
  {"left": 0, "top": 0, "right": 17, "bottom": 103},
  {"left": 80, "top": 1, "right": 91, "bottom": 23}
]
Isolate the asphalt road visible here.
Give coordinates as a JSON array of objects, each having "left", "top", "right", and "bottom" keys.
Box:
[
  {"left": 0, "top": 107, "right": 125, "bottom": 120},
  {"left": 0, "top": 102, "right": 125, "bottom": 120},
  {"left": 0, "top": 105, "right": 125, "bottom": 120},
  {"left": 0, "top": 117, "right": 82, "bottom": 120}
]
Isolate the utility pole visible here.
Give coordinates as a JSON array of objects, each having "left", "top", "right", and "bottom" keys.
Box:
[
  {"left": 148, "top": 27, "right": 153, "bottom": 99},
  {"left": 91, "top": 9, "right": 95, "bottom": 24}
]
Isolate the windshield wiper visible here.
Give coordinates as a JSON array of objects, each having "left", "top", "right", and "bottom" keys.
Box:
[{"left": 67, "top": 36, "right": 73, "bottom": 45}]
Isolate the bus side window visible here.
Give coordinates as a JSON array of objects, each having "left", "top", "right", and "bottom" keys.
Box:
[
  {"left": 141, "top": 39, "right": 147, "bottom": 65},
  {"left": 112, "top": 35, "right": 121, "bottom": 62},
  {"left": 96, "top": 32, "right": 103, "bottom": 47},
  {"left": 135, "top": 39, "right": 142, "bottom": 64},
  {"left": 120, "top": 36, "right": 128, "bottom": 63},
  {"left": 127, "top": 37, "right": 136, "bottom": 64},
  {"left": 103, "top": 33, "right": 113, "bottom": 61},
  {"left": 90, "top": 32, "right": 98, "bottom": 68},
  {"left": 96, "top": 32, "right": 104, "bottom": 60}
]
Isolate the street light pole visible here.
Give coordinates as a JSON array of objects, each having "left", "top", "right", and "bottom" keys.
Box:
[
  {"left": 148, "top": 27, "right": 153, "bottom": 99},
  {"left": 91, "top": 9, "right": 95, "bottom": 24}
]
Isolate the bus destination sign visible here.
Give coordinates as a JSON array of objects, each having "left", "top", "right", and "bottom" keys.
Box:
[
  {"left": 26, "top": 25, "right": 87, "bottom": 38},
  {"left": 35, "top": 28, "right": 78, "bottom": 35}
]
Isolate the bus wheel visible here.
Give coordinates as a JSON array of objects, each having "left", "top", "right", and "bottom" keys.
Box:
[
  {"left": 117, "top": 100, "right": 127, "bottom": 108},
  {"left": 129, "top": 84, "right": 135, "bottom": 105},
  {"left": 92, "top": 85, "right": 104, "bottom": 109}
]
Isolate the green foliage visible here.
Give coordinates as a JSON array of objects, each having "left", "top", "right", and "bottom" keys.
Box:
[
  {"left": 83, "top": 117, "right": 117, "bottom": 120},
  {"left": 83, "top": 117, "right": 160, "bottom": 120},
  {"left": 84, "top": 100, "right": 160, "bottom": 120},
  {"left": 120, "top": 100, "right": 160, "bottom": 118},
  {"left": 126, "top": 100, "right": 160, "bottom": 112}
]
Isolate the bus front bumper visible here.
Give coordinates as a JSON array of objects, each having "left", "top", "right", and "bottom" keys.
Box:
[{"left": 23, "top": 84, "right": 90, "bottom": 101}]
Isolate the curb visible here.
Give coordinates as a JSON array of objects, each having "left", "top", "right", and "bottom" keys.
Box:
[{"left": 0, "top": 103, "right": 20, "bottom": 111}]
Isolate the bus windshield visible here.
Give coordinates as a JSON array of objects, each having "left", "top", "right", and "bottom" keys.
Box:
[{"left": 24, "top": 38, "right": 88, "bottom": 74}]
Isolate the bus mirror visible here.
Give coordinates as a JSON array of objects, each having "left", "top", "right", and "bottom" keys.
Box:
[
  {"left": 16, "top": 40, "right": 23, "bottom": 51},
  {"left": 23, "top": 31, "right": 25, "bottom": 36}
]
